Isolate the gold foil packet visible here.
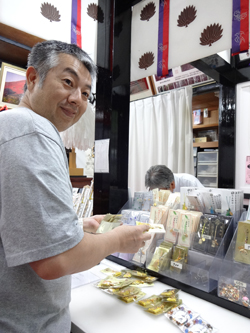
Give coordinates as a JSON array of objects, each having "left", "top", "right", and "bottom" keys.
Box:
[
  {"left": 144, "top": 276, "right": 158, "bottom": 283},
  {"left": 103, "top": 213, "right": 122, "bottom": 222},
  {"left": 147, "top": 242, "right": 173, "bottom": 273},
  {"left": 161, "top": 294, "right": 179, "bottom": 303},
  {"left": 146, "top": 301, "right": 177, "bottom": 315},
  {"left": 130, "top": 279, "right": 154, "bottom": 287},
  {"left": 112, "top": 269, "right": 132, "bottom": 279},
  {"left": 160, "top": 288, "right": 180, "bottom": 298},
  {"left": 129, "top": 269, "right": 148, "bottom": 278},
  {"left": 112, "top": 286, "right": 141, "bottom": 297},
  {"left": 96, "top": 277, "right": 132, "bottom": 289},
  {"left": 137, "top": 295, "right": 162, "bottom": 308},
  {"left": 119, "top": 291, "right": 146, "bottom": 303},
  {"left": 234, "top": 221, "right": 250, "bottom": 265},
  {"left": 170, "top": 245, "right": 188, "bottom": 273}
]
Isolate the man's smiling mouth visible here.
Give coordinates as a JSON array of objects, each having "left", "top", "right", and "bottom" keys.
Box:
[{"left": 61, "top": 107, "right": 76, "bottom": 118}]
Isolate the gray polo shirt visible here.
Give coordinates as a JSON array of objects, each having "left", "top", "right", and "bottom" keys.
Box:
[{"left": 0, "top": 107, "right": 84, "bottom": 332}]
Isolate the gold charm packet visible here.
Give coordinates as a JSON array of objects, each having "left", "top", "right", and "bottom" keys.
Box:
[
  {"left": 96, "top": 221, "right": 121, "bottom": 233},
  {"left": 146, "top": 298, "right": 182, "bottom": 315},
  {"left": 170, "top": 246, "right": 188, "bottom": 273},
  {"left": 95, "top": 277, "right": 132, "bottom": 289},
  {"left": 143, "top": 275, "right": 158, "bottom": 283},
  {"left": 137, "top": 294, "right": 162, "bottom": 308},
  {"left": 111, "top": 286, "right": 141, "bottom": 297},
  {"left": 146, "top": 302, "right": 175, "bottom": 315},
  {"left": 112, "top": 269, "right": 133, "bottom": 278},
  {"left": 160, "top": 294, "right": 179, "bottom": 303},
  {"left": 130, "top": 280, "right": 154, "bottom": 287},
  {"left": 147, "top": 241, "right": 173, "bottom": 273},
  {"left": 234, "top": 221, "right": 250, "bottom": 264},
  {"left": 129, "top": 269, "right": 148, "bottom": 278},
  {"left": 160, "top": 288, "right": 180, "bottom": 298},
  {"left": 119, "top": 291, "right": 146, "bottom": 303},
  {"left": 146, "top": 299, "right": 182, "bottom": 316},
  {"left": 111, "top": 269, "right": 157, "bottom": 287},
  {"left": 102, "top": 213, "right": 122, "bottom": 222}
]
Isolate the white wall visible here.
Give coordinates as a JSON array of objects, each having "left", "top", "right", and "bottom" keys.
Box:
[{"left": 236, "top": 81, "right": 250, "bottom": 194}]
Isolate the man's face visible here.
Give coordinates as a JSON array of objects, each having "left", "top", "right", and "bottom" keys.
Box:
[
  {"left": 28, "top": 53, "right": 92, "bottom": 132},
  {"left": 149, "top": 181, "right": 175, "bottom": 192}
]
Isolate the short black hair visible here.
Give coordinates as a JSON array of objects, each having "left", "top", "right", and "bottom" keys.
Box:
[{"left": 145, "top": 165, "right": 174, "bottom": 190}]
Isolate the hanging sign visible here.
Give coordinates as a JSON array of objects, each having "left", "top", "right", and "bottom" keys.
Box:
[
  {"left": 71, "top": 0, "right": 82, "bottom": 47},
  {"left": 232, "top": 0, "right": 249, "bottom": 55},
  {"left": 157, "top": 0, "right": 170, "bottom": 76}
]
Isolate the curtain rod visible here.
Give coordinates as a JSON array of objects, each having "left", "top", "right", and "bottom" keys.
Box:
[{"left": 130, "top": 80, "right": 219, "bottom": 103}]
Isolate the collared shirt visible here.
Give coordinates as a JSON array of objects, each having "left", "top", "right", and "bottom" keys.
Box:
[{"left": 173, "top": 173, "right": 204, "bottom": 192}]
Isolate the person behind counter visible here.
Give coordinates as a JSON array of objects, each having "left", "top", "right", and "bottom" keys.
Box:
[
  {"left": 0, "top": 40, "right": 151, "bottom": 333},
  {"left": 145, "top": 165, "right": 204, "bottom": 192}
]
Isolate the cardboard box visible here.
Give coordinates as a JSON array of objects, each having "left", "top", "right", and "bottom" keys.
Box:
[{"left": 194, "top": 137, "right": 209, "bottom": 143}]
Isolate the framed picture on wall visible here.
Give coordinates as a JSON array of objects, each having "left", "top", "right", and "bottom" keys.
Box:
[
  {"left": 0, "top": 62, "right": 26, "bottom": 109},
  {"left": 130, "top": 77, "right": 154, "bottom": 102}
]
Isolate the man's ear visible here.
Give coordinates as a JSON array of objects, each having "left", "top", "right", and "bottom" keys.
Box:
[
  {"left": 170, "top": 181, "right": 175, "bottom": 192},
  {"left": 26, "top": 67, "right": 38, "bottom": 91}
]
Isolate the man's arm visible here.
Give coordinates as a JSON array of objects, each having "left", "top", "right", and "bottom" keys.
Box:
[
  {"left": 81, "top": 214, "right": 104, "bottom": 232},
  {"left": 29, "top": 224, "right": 150, "bottom": 280}
]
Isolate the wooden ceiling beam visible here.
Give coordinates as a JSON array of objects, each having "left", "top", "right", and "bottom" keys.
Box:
[{"left": 0, "top": 23, "right": 45, "bottom": 68}]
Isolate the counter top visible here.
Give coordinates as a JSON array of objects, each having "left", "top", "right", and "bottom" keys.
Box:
[{"left": 70, "top": 259, "right": 250, "bottom": 333}]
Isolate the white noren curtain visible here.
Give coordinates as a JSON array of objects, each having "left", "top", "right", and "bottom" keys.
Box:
[{"left": 128, "top": 86, "right": 194, "bottom": 196}]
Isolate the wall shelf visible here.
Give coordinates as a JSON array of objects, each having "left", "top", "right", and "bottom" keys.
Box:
[
  {"left": 193, "top": 123, "right": 219, "bottom": 129},
  {"left": 193, "top": 141, "right": 219, "bottom": 148}
]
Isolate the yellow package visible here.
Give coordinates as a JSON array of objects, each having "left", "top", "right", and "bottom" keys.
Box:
[
  {"left": 147, "top": 301, "right": 177, "bottom": 315},
  {"left": 96, "top": 277, "right": 132, "bottom": 289},
  {"left": 144, "top": 276, "right": 158, "bottom": 283},
  {"left": 129, "top": 269, "right": 148, "bottom": 278},
  {"left": 137, "top": 295, "right": 162, "bottom": 308},
  {"left": 119, "top": 291, "right": 146, "bottom": 303},
  {"left": 160, "top": 288, "right": 180, "bottom": 297},
  {"left": 112, "top": 286, "right": 141, "bottom": 297},
  {"left": 147, "top": 242, "right": 173, "bottom": 273}
]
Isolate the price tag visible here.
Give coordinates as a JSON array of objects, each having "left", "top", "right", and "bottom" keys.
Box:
[
  {"left": 234, "top": 280, "right": 247, "bottom": 288},
  {"left": 203, "top": 235, "right": 211, "bottom": 240},
  {"left": 171, "top": 261, "right": 183, "bottom": 270},
  {"left": 244, "top": 244, "right": 250, "bottom": 251}
]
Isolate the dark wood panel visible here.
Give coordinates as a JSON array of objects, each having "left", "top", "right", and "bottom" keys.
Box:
[
  {"left": 0, "top": 23, "right": 45, "bottom": 68},
  {"left": 0, "top": 23, "right": 45, "bottom": 47},
  {"left": 0, "top": 40, "right": 30, "bottom": 68},
  {"left": 70, "top": 177, "right": 92, "bottom": 188},
  {"left": 192, "top": 91, "right": 219, "bottom": 111}
]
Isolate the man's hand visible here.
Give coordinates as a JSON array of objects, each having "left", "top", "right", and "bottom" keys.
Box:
[
  {"left": 112, "top": 224, "right": 151, "bottom": 254},
  {"left": 81, "top": 215, "right": 104, "bottom": 233}
]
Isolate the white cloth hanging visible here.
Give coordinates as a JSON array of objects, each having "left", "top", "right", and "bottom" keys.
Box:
[
  {"left": 60, "top": 102, "right": 95, "bottom": 151},
  {"left": 128, "top": 86, "right": 194, "bottom": 196}
]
